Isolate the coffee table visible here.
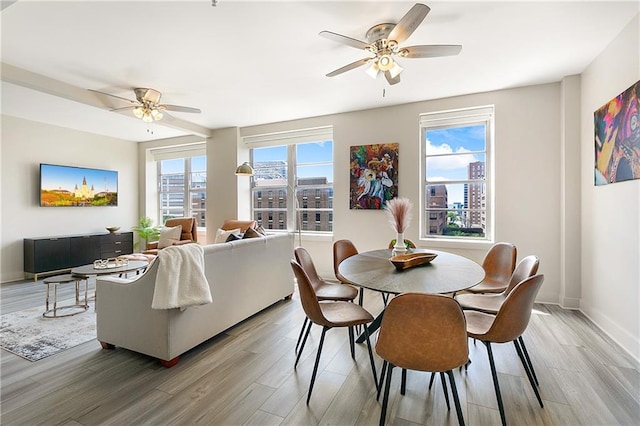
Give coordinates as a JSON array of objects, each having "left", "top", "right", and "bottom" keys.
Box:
[{"left": 70, "top": 260, "right": 149, "bottom": 278}]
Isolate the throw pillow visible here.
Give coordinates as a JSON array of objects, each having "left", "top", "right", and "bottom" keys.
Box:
[
  {"left": 157, "top": 225, "right": 182, "bottom": 249},
  {"left": 225, "top": 232, "right": 243, "bottom": 242},
  {"left": 242, "top": 227, "right": 264, "bottom": 239},
  {"left": 214, "top": 227, "right": 241, "bottom": 244}
]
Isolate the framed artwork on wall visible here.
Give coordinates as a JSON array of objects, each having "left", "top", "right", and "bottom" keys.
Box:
[
  {"left": 349, "top": 143, "right": 398, "bottom": 209},
  {"left": 594, "top": 80, "right": 639, "bottom": 185}
]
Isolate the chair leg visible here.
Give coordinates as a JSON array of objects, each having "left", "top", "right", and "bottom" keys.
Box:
[
  {"left": 358, "top": 287, "right": 364, "bottom": 306},
  {"left": 348, "top": 326, "right": 355, "bottom": 359},
  {"left": 400, "top": 368, "right": 407, "bottom": 395},
  {"left": 295, "top": 317, "right": 309, "bottom": 353},
  {"left": 484, "top": 341, "right": 507, "bottom": 426},
  {"left": 379, "top": 363, "right": 395, "bottom": 426},
  {"left": 518, "top": 336, "right": 539, "bottom": 386},
  {"left": 307, "top": 326, "right": 329, "bottom": 405},
  {"left": 363, "top": 326, "right": 379, "bottom": 394},
  {"left": 513, "top": 338, "right": 544, "bottom": 408},
  {"left": 428, "top": 372, "right": 436, "bottom": 390},
  {"left": 381, "top": 292, "right": 389, "bottom": 306},
  {"left": 295, "top": 320, "right": 313, "bottom": 368},
  {"left": 440, "top": 372, "right": 450, "bottom": 410},
  {"left": 377, "top": 360, "right": 388, "bottom": 401},
  {"left": 446, "top": 370, "right": 466, "bottom": 426}
]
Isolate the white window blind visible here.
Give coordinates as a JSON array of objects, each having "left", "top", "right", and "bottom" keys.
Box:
[
  {"left": 242, "top": 126, "right": 333, "bottom": 148},
  {"left": 150, "top": 143, "right": 206, "bottom": 161},
  {"left": 420, "top": 105, "right": 494, "bottom": 128}
]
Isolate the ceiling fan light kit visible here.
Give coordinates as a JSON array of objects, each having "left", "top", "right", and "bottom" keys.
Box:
[
  {"left": 320, "top": 3, "right": 461, "bottom": 86},
  {"left": 133, "top": 105, "right": 164, "bottom": 122}
]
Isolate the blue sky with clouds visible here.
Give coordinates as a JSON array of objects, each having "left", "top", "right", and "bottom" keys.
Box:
[{"left": 425, "top": 124, "right": 486, "bottom": 204}]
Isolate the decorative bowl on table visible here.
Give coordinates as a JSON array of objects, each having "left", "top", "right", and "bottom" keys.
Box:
[
  {"left": 390, "top": 252, "right": 438, "bottom": 271},
  {"left": 106, "top": 226, "right": 120, "bottom": 233}
]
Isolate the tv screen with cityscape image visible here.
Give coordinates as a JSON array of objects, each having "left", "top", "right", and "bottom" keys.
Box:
[{"left": 40, "top": 163, "right": 118, "bottom": 207}]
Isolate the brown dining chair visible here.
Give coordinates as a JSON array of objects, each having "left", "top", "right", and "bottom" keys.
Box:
[
  {"left": 333, "top": 239, "right": 364, "bottom": 305},
  {"left": 464, "top": 274, "right": 545, "bottom": 426},
  {"left": 464, "top": 242, "right": 517, "bottom": 294},
  {"left": 376, "top": 293, "right": 468, "bottom": 426},
  {"left": 456, "top": 255, "right": 539, "bottom": 314},
  {"left": 294, "top": 247, "right": 359, "bottom": 355},
  {"left": 290, "top": 259, "right": 378, "bottom": 404}
]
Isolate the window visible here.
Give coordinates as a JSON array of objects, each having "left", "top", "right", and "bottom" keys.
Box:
[
  {"left": 246, "top": 127, "right": 333, "bottom": 236},
  {"left": 158, "top": 154, "right": 206, "bottom": 229},
  {"left": 420, "top": 106, "right": 493, "bottom": 241}
]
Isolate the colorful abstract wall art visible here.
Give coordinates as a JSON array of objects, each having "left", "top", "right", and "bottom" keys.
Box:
[
  {"left": 349, "top": 143, "right": 399, "bottom": 209},
  {"left": 594, "top": 80, "right": 640, "bottom": 185}
]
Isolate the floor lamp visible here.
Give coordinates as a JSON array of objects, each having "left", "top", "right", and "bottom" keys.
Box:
[{"left": 235, "top": 162, "right": 303, "bottom": 247}]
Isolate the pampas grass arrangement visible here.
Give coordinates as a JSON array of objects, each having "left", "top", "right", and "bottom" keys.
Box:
[{"left": 385, "top": 197, "right": 413, "bottom": 233}]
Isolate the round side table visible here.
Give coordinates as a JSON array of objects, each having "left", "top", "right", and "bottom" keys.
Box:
[{"left": 42, "top": 274, "right": 89, "bottom": 318}]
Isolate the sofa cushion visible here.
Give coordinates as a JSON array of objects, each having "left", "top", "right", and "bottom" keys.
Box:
[
  {"left": 225, "top": 232, "right": 243, "bottom": 242},
  {"left": 158, "top": 225, "right": 182, "bottom": 249},
  {"left": 215, "top": 227, "right": 241, "bottom": 243},
  {"left": 242, "top": 227, "right": 264, "bottom": 239}
]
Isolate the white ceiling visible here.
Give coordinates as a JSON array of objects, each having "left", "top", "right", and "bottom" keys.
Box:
[{"left": 1, "top": 0, "right": 638, "bottom": 142}]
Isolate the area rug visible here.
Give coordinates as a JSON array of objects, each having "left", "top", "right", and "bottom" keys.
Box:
[{"left": 0, "top": 301, "right": 96, "bottom": 361}]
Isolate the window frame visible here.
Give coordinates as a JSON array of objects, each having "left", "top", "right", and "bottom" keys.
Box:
[
  {"left": 419, "top": 105, "right": 494, "bottom": 244},
  {"left": 157, "top": 154, "right": 207, "bottom": 229},
  {"left": 244, "top": 127, "right": 334, "bottom": 238}
]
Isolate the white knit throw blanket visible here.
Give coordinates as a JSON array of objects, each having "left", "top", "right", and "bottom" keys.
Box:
[{"left": 152, "top": 244, "right": 212, "bottom": 310}]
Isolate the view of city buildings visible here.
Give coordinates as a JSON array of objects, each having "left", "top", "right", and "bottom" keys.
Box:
[
  {"left": 426, "top": 160, "right": 486, "bottom": 238},
  {"left": 466, "top": 161, "right": 485, "bottom": 229},
  {"left": 252, "top": 160, "right": 333, "bottom": 232},
  {"left": 158, "top": 157, "right": 207, "bottom": 228},
  {"left": 157, "top": 156, "right": 483, "bottom": 238}
]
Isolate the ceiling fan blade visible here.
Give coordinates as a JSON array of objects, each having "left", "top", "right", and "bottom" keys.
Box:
[
  {"left": 320, "top": 30, "right": 371, "bottom": 50},
  {"left": 161, "top": 111, "right": 175, "bottom": 122},
  {"left": 402, "top": 44, "right": 462, "bottom": 58},
  {"left": 326, "top": 58, "right": 372, "bottom": 77},
  {"left": 162, "top": 105, "right": 201, "bottom": 114},
  {"left": 110, "top": 106, "right": 136, "bottom": 112},
  {"left": 384, "top": 71, "right": 401, "bottom": 86},
  {"left": 88, "top": 89, "right": 138, "bottom": 105},
  {"left": 388, "top": 3, "right": 430, "bottom": 43}
]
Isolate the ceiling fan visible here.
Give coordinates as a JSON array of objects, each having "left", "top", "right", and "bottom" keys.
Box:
[
  {"left": 89, "top": 87, "right": 201, "bottom": 122},
  {"left": 320, "top": 3, "right": 462, "bottom": 85}
]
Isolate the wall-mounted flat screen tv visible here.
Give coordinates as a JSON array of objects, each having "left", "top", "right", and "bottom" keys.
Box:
[{"left": 40, "top": 163, "right": 118, "bottom": 207}]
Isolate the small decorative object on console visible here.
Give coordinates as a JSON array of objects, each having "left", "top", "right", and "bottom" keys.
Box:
[
  {"left": 93, "top": 257, "right": 129, "bottom": 270},
  {"left": 106, "top": 226, "right": 120, "bottom": 233}
]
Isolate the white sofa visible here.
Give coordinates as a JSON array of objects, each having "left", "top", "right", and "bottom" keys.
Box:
[{"left": 96, "top": 233, "right": 294, "bottom": 367}]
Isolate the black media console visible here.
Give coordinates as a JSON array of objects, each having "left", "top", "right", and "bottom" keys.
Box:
[{"left": 24, "top": 232, "right": 134, "bottom": 281}]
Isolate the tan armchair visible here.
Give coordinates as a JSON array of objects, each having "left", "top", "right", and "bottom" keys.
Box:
[
  {"left": 220, "top": 219, "right": 256, "bottom": 232},
  {"left": 143, "top": 217, "right": 198, "bottom": 255}
]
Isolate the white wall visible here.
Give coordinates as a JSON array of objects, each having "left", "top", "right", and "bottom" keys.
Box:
[
  {"left": 1, "top": 115, "right": 139, "bottom": 282},
  {"left": 240, "top": 83, "right": 563, "bottom": 305},
  {"left": 580, "top": 15, "right": 639, "bottom": 361}
]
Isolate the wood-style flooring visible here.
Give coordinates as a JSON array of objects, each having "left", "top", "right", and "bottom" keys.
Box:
[{"left": 1, "top": 277, "right": 639, "bottom": 425}]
